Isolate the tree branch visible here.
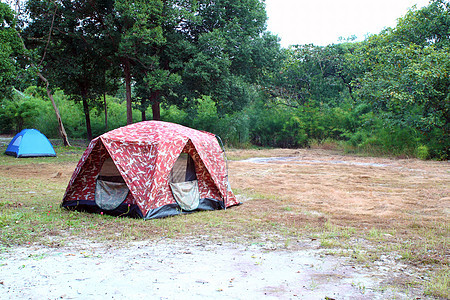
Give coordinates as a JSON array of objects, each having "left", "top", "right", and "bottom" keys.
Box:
[
  {"left": 16, "top": 31, "right": 71, "bottom": 146},
  {"left": 38, "top": 3, "right": 57, "bottom": 68}
]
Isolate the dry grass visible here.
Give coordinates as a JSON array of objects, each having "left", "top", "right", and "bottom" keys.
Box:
[{"left": 0, "top": 146, "right": 448, "bottom": 297}]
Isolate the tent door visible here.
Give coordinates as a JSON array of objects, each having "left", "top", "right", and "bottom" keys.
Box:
[
  {"left": 95, "top": 157, "right": 129, "bottom": 210},
  {"left": 169, "top": 153, "right": 200, "bottom": 211}
]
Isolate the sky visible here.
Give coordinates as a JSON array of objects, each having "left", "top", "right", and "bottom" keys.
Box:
[{"left": 264, "top": 0, "right": 431, "bottom": 47}]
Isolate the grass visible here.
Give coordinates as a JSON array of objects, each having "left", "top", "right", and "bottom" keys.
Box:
[
  {"left": 0, "top": 145, "right": 448, "bottom": 298},
  {"left": 0, "top": 141, "right": 76, "bottom": 165},
  {"left": 425, "top": 267, "right": 450, "bottom": 299}
]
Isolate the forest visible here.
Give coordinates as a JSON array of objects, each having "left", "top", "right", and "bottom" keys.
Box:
[{"left": 0, "top": 0, "right": 449, "bottom": 159}]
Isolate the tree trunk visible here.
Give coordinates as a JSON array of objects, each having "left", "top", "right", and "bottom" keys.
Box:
[
  {"left": 151, "top": 91, "right": 161, "bottom": 121},
  {"left": 347, "top": 83, "right": 355, "bottom": 101},
  {"left": 104, "top": 92, "right": 108, "bottom": 131},
  {"left": 122, "top": 58, "right": 133, "bottom": 125},
  {"left": 17, "top": 32, "right": 71, "bottom": 147},
  {"left": 81, "top": 92, "right": 93, "bottom": 141},
  {"left": 38, "top": 73, "right": 71, "bottom": 146},
  {"left": 339, "top": 74, "right": 355, "bottom": 101},
  {"left": 151, "top": 102, "right": 160, "bottom": 120},
  {"left": 141, "top": 109, "right": 146, "bottom": 121}
]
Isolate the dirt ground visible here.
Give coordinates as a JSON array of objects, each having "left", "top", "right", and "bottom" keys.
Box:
[
  {"left": 0, "top": 148, "right": 448, "bottom": 299},
  {"left": 4, "top": 148, "right": 448, "bottom": 230},
  {"left": 0, "top": 238, "right": 419, "bottom": 299},
  {"left": 228, "top": 148, "right": 449, "bottom": 230}
]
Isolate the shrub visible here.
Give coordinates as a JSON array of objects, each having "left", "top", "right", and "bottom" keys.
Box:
[{"left": 416, "top": 145, "right": 429, "bottom": 160}]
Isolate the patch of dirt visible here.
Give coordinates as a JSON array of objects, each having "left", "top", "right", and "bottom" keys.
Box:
[
  {"left": 228, "top": 148, "right": 449, "bottom": 230},
  {"left": 0, "top": 163, "right": 75, "bottom": 184}
]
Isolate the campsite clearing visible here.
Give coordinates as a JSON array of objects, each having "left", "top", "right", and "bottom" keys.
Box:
[{"left": 0, "top": 147, "right": 448, "bottom": 298}]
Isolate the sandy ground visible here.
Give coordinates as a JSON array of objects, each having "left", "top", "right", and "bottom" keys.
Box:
[
  {"left": 0, "top": 238, "right": 417, "bottom": 300},
  {"left": 0, "top": 146, "right": 448, "bottom": 299}
]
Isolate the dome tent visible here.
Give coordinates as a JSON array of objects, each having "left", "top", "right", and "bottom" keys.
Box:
[
  {"left": 62, "top": 121, "right": 239, "bottom": 219},
  {"left": 5, "top": 129, "right": 56, "bottom": 158}
]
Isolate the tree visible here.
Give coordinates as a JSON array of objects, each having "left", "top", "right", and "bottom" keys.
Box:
[
  {"left": 24, "top": 1, "right": 102, "bottom": 140},
  {"left": 134, "top": 67, "right": 181, "bottom": 121},
  {"left": 174, "top": 0, "right": 275, "bottom": 114},
  {"left": 0, "top": 2, "right": 23, "bottom": 100},
  {"left": 1, "top": 94, "right": 40, "bottom": 132},
  {"left": 0, "top": 2, "right": 71, "bottom": 145},
  {"left": 111, "top": 0, "right": 165, "bottom": 124},
  {"left": 392, "top": 0, "right": 450, "bottom": 48},
  {"left": 25, "top": 0, "right": 165, "bottom": 132},
  {"left": 23, "top": 0, "right": 281, "bottom": 134},
  {"left": 136, "top": 0, "right": 281, "bottom": 118},
  {"left": 269, "top": 43, "right": 356, "bottom": 109},
  {"left": 351, "top": 0, "right": 449, "bottom": 158}
]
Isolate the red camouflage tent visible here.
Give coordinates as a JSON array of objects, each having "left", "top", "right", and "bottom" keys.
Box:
[{"left": 62, "top": 121, "right": 238, "bottom": 219}]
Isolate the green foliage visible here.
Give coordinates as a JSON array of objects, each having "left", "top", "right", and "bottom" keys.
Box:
[
  {"left": 249, "top": 103, "right": 308, "bottom": 148},
  {"left": 0, "top": 88, "right": 135, "bottom": 139},
  {"left": 21, "top": 0, "right": 280, "bottom": 134},
  {"left": 416, "top": 145, "right": 430, "bottom": 160},
  {"left": 0, "top": 96, "right": 40, "bottom": 133},
  {"left": 167, "top": 0, "right": 280, "bottom": 113},
  {"left": 161, "top": 96, "right": 251, "bottom": 147},
  {"left": 269, "top": 43, "right": 357, "bottom": 108},
  {"left": 162, "top": 95, "right": 352, "bottom": 149},
  {"left": 0, "top": 2, "right": 24, "bottom": 100},
  {"left": 253, "top": 0, "right": 448, "bottom": 159},
  {"left": 2, "top": 0, "right": 447, "bottom": 160},
  {"left": 348, "top": 0, "right": 450, "bottom": 159},
  {"left": 393, "top": 0, "right": 450, "bottom": 48}
]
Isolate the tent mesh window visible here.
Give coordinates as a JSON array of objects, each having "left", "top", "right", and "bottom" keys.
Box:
[
  {"left": 169, "top": 153, "right": 200, "bottom": 211},
  {"left": 95, "top": 157, "right": 128, "bottom": 210},
  {"left": 12, "top": 136, "right": 22, "bottom": 146},
  {"left": 98, "top": 157, "right": 125, "bottom": 183}
]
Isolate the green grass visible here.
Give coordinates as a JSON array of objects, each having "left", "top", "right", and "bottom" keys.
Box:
[
  {"left": 0, "top": 145, "right": 84, "bottom": 165},
  {"left": 425, "top": 267, "right": 450, "bottom": 299}
]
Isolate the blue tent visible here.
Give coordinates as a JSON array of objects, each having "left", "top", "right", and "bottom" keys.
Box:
[{"left": 5, "top": 129, "right": 56, "bottom": 158}]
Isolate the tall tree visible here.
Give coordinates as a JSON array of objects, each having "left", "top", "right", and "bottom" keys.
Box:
[
  {"left": 136, "top": 0, "right": 281, "bottom": 119},
  {"left": 25, "top": 0, "right": 165, "bottom": 130},
  {"left": 351, "top": 0, "right": 449, "bottom": 158},
  {"left": 269, "top": 43, "right": 358, "bottom": 109},
  {"left": 175, "top": 0, "right": 274, "bottom": 114},
  {"left": 25, "top": 0, "right": 109, "bottom": 140},
  {"left": 109, "top": 0, "right": 166, "bottom": 124},
  {"left": 24, "top": 0, "right": 281, "bottom": 128},
  {"left": 0, "top": 2, "right": 24, "bottom": 100},
  {"left": 392, "top": 0, "right": 450, "bottom": 48},
  {"left": 1, "top": 1, "right": 71, "bottom": 145}
]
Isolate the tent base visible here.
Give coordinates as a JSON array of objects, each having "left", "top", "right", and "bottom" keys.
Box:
[
  {"left": 4, "top": 151, "right": 56, "bottom": 158},
  {"left": 62, "top": 200, "right": 144, "bottom": 219},
  {"left": 144, "top": 198, "right": 224, "bottom": 220},
  {"left": 61, "top": 198, "right": 227, "bottom": 220}
]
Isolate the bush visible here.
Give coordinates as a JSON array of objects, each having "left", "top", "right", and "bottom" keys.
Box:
[
  {"left": 416, "top": 145, "right": 429, "bottom": 160},
  {"left": 2, "top": 86, "right": 447, "bottom": 160},
  {"left": 0, "top": 92, "right": 43, "bottom": 133}
]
